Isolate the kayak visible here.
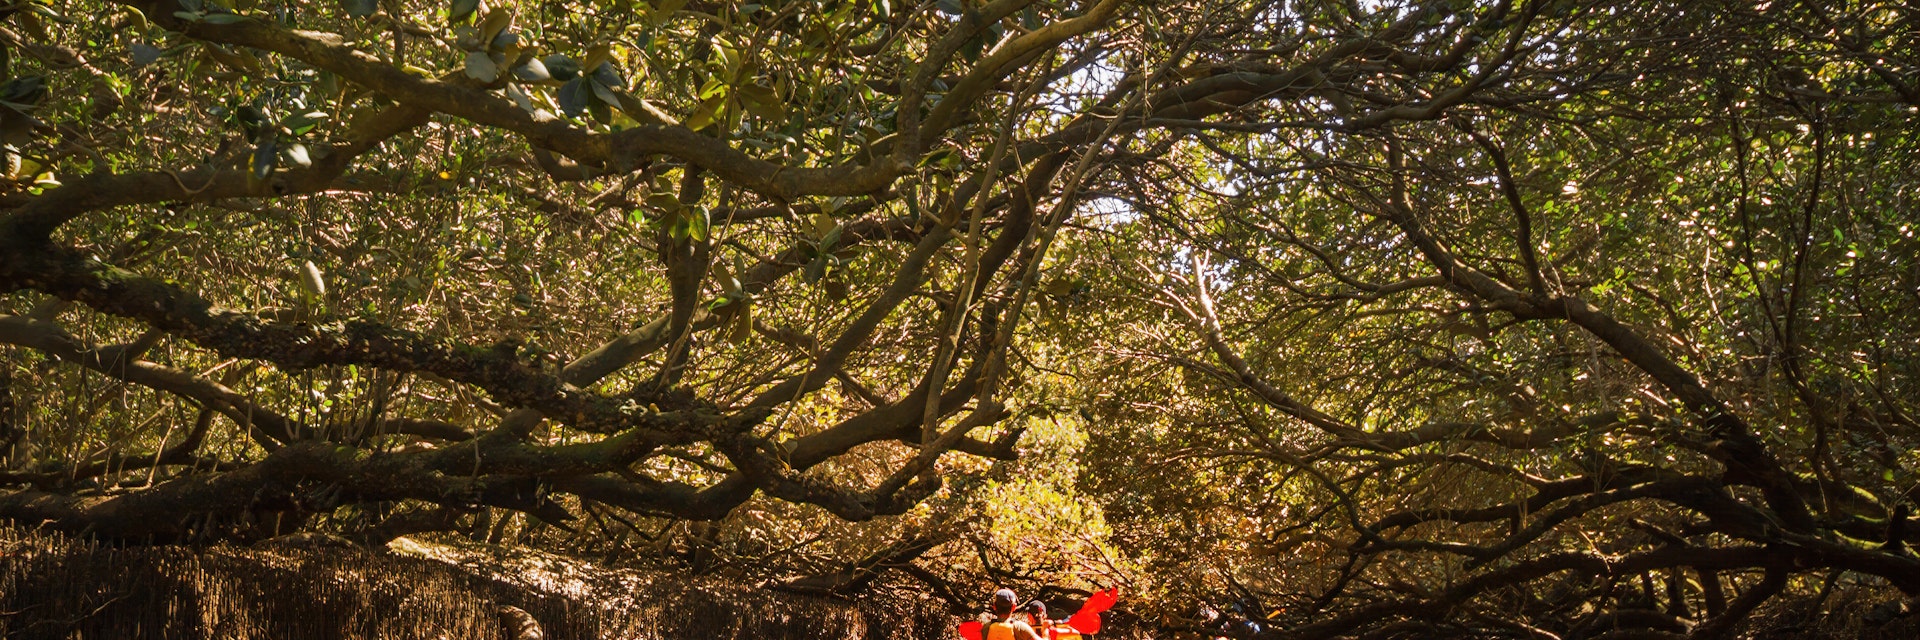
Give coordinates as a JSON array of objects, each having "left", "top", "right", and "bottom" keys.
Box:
[{"left": 957, "top": 589, "right": 1118, "bottom": 639}]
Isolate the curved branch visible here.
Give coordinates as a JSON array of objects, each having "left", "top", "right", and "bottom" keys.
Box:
[
  {"left": 0, "top": 314, "right": 303, "bottom": 447},
  {"left": 114, "top": 5, "right": 906, "bottom": 200},
  {"left": 0, "top": 246, "right": 739, "bottom": 439},
  {"left": 3, "top": 104, "right": 430, "bottom": 239}
]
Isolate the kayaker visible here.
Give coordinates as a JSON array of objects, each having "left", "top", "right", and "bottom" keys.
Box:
[
  {"left": 1024, "top": 600, "right": 1085, "bottom": 640},
  {"left": 977, "top": 589, "right": 1044, "bottom": 640}
]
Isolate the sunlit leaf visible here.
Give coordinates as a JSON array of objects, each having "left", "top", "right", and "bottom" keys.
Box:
[
  {"left": 251, "top": 136, "right": 277, "bottom": 179},
  {"left": 465, "top": 50, "right": 500, "bottom": 81},
  {"left": 478, "top": 9, "right": 515, "bottom": 47},
  {"left": 281, "top": 142, "right": 311, "bottom": 168},
  {"left": 298, "top": 260, "right": 327, "bottom": 299},
  {"left": 281, "top": 111, "right": 329, "bottom": 136},
  {"left": 683, "top": 95, "right": 723, "bottom": 131},
  {"left": 505, "top": 82, "right": 538, "bottom": 112},
  {"left": 511, "top": 58, "right": 551, "bottom": 82},
  {"left": 686, "top": 206, "right": 710, "bottom": 242}
]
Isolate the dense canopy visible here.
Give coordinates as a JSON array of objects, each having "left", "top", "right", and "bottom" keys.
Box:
[{"left": 2, "top": 0, "right": 1917, "bottom": 636}]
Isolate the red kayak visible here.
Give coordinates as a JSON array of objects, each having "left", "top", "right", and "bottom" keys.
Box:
[{"left": 958, "top": 589, "right": 1118, "bottom": 639}]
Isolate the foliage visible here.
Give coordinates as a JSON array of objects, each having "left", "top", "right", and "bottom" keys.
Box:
[{"left": 1, "top": 0, "right": 1917, "bottom": 636}]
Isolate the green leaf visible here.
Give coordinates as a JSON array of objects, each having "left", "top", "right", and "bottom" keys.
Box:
[
  {"left": 736, "top": 84, "right": 784, "bottom": 120},
  {"left": 646, "top": 192, "right": 683, "bottom": 213},
  {"left": 499, "top": 82, "right": 537, "bottom": 113},
  {"left": 591, "top": 63, "right": 626, "bottom": 91},
  {"left": 668, "top": 215, "right": 689, "bottom": 242},
  {"left": 935, "top": 0, "right": 962, "bottom": 14},
  {"left": 803, "top": 254, "right": 829, "bottom": 283},
  {"left": 683, "top": 96, "right": 723, "bottom": 131},
  {"left": 587, "top": 95, "right": 611, "bottom": 123},
  {"left": 0, "top": 77, "right": 47, "bottom": 106},
  {"left": 452, "top": 25, "right": 483, "bottom": 50},
  {"left": 962, "top": 37, "right": 987, "bottom": 62},
  {"left": 130, "top": 42, "right": 165, "bottom": 66},
  {"left": 542, "top": 54, "right": 580, "bottom": 81},
  {"left": 511, "top": 57, "right": 551, "bottom": 82},
  {"left": 340, "top": 0, "right": 377, "bottom": 18},
  {"left": 465, "top": 50, "right": 500, "bottom": 81},
  {"left": 251, "top": 136, "right": 277, "bottom": 180},
  {"left": 298, "top": 260, "right": 327, "bottom": 299},
  {"left": 651, "top": 0, "right": 687, "bottom": 25},
  {"left": 490, "top": 30, "right": 519, "bottom": 51},
  {"left": 727, "top": 304, "right": 753, "bottom": 344},
  {"left": 918, "top": 147, "right": 957, "bottom": 168},
  {"left": 715, "top": 43, "right": 742, "bottom": 77},
  {"left": 448, "top": 0, "right": 480, "bottom": 23},
  {"left": 280, "top": 111, "right": 329, "bottom": 136},
  {"left": 818, "top": 224, "right": 843, "bottom": 250},
  {"left": 557, "top": 77, "right": 590, "bottom": 117},
  {"left": 478, "top": 8, "right": 514, "bottom": 45},
  {"left": 27, "top": 172, "right": 61, "bottom": 193},
  {"left": 686, "top": 206, "right": 710, "bottom": 242},
  {"left": 235, "top": 104, "right": 269, "bottom": 137},
  {"left": 281, "top": 143, "right": 311, "bottom": 168},
  {"left": 589, "top": 78, "right": 622, "bottom": 106},
  {"left": 697, "top": 76, "right": 729, "bottom": 100},
  {"left": 718, "top": 259, "right": 744, "bottom": 293},
  {"left": 505, "top": 82, "right": 537, "bottom": 112}
]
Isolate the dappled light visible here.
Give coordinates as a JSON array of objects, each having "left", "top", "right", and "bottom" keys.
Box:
[{"left": 1, "top": 0, "right": 1917, "bottom": 637}]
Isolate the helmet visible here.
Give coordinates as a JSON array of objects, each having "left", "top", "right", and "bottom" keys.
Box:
[{"left": 992, "top": 589, "right": 1018, "bottom": 614}]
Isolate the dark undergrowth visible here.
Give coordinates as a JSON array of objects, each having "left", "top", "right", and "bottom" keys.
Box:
[
  {"left": 16, "top": 523, "right": 1905, "bottom": 640},
  {"left": 0, "top": 526, "right": 952, "bottom": 640},
  {"left": 1741, "top": 590, "right": 1920, "bottom": 640}
]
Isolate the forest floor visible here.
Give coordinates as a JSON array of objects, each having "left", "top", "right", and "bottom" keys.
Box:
[
  {"left": 5, "top": 525, "right": 1913, "bottom": 639},
  {"left": 0, "top": 526, "right": 953, "bottom": 639}
]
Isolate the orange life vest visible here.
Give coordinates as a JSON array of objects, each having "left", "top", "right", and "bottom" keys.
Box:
[
  {"left": 1042, "top": 621, "right": 1083, "bottom": 640},
  {"left": 983, "top": 620, "right": 1016, "bottom": 640}
]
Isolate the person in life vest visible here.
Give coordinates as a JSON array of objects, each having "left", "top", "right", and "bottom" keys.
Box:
[
  {"left": 1023, "top": 600, "right": 1084, "bottom": 640},
  {"left": 966, "top": 589, "right": 1044, "bottom": 640},
  {"left": 959, "top": 588, "right": 1117, "bottom": 640}
]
